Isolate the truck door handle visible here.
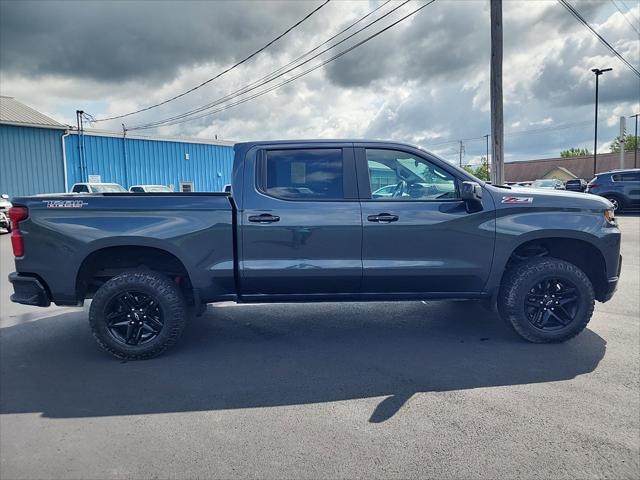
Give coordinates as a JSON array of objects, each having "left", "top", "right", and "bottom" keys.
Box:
[
  {"left": 367, "top": 213, "right": 399, "bottom": 223},
  {"left": 248, "top": 214, "right": 280, "bottom": 223}
]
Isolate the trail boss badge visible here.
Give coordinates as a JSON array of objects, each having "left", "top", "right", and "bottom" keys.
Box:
[{"left": 43, "top": 200, "right": 88, "bottom": 208}]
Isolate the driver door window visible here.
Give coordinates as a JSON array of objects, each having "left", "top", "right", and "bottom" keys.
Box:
[{"left": 366, "top": 149, "right": 458, "bottom": 200}]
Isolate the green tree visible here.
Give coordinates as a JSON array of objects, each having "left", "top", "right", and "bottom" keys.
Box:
[
  {"left": 463, "top": 157, "right": 490, "bottom": 181},
  {"left": 560, "top": 147, "right": 591, "bottom": 158},
  {"left": 610, "top": 135, "right": 639, "bottom": 153}
]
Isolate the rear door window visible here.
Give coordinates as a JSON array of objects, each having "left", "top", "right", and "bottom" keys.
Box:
[{"left": 260, "top": 149, "right": 344, "bottom": 200}]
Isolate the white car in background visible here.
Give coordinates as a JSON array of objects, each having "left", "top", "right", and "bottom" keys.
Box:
[
  {"left": 70, "top": 183, "right": 127, "bottom": 193},
  {"left": 0, "top": 194, "right": 12, "bottom": 233},
  {"left": 129, "top": 185, "right": 173, "bottom": 193},
  {"left": 531, "top": 179, "right": 565, "bottom": 190}
]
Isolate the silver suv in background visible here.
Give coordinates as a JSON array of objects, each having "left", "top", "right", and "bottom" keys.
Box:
[{"left": 586, "top": 169, "right": 640, "bottom": 211}]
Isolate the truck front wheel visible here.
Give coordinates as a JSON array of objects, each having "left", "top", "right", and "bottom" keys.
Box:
[
  {"left": 89, "top": 270, "right": 187, "bottom": 359},
  {"left": 498, "top": 257, "right": 595, "bottom": 343}
]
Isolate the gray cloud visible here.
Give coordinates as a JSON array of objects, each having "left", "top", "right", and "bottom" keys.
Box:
[
  {"left": 325, "top": 2, "right": 489, "bottom": 88},
  {"left": 532, "top": 54, "right": 640, "bottom": 108},
  {"left": 0, "top": 0, "right": 325, "bottom": 83},
  {"left": 0, "top": 0, "right": 637, "bottom": 162}
]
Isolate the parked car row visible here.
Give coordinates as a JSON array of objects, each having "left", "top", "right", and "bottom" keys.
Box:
[
  {"left": 505, "top": 168, "right": 639, "bottom": 211},
  {"left": 70, "top": 183, "right": 173, "bottom": 193},
  {"left": 68, "top": 183, "right": 233, "bottom": 194}
]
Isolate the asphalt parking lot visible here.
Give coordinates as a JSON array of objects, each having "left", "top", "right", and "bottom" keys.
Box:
[{"left": 1, "top": 215, "right": 638, "bottom": 480}]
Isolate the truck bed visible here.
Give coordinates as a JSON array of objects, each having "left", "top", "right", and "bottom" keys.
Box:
[{"left": 11, "top": 193, "right": 235, "bottom": 305}]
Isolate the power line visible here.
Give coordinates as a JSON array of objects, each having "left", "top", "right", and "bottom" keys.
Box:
[
  {"left": 131, "top": 1, "right": 433, "bottom": 130},
  {"left": 94, "top": 0, "right": 332, "bottom": 122},
  {"left": 610, "top": 0, "right": 640, "bottom": 36},
  {"left": 131, "top": 0, "right": 407, "bottom": 129},
  {"left": 506, "top": 120, "right": 592, "bottom": 137},
  {"left": 557, "top": 0, "right": 640, "bottom": 78},
  {"left": 254, "top": 0, "right": 392, "bottom": 87},
  {"left": 129, "top": 0, "right": 434, "bottom": 131},
  {"left": 129, "top": 0, "right": 413, "bottom": 130},
  {"left": 619, "top": 0, "right": 640, "bottom": 25},
  {"left": 425, "top": 120, "right": 595, "bottom": 149}
]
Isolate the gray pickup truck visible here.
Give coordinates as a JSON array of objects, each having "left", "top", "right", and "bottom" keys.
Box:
[{"left": 8, "top": 140, "right": 622, "bottom": 359}]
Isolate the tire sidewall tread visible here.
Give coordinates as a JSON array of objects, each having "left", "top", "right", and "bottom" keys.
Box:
[
  {"left": 498, "top": 257, "right": 595, "bottom": 343},
  {"left": 89, "top": 270, "right": 187, "bottom": 360}
]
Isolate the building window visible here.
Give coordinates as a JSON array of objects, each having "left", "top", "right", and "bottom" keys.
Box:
[{"left": 180, "top": 182, "right": 194, "bottom": 193}]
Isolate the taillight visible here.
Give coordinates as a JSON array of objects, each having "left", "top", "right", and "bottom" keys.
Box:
[
  {"left": 588, "top": 183, "right": 600, "bottom": 189},
  {"left": 8, "top": 206, "right": 28, "bottom": 257}
]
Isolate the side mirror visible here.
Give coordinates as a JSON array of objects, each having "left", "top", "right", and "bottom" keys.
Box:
[
  {"left": 1, "top": 194, "right": 8, "bottom": 199},
  {"left": 461, "top": 181, "right": 483, "bottom": 212}
]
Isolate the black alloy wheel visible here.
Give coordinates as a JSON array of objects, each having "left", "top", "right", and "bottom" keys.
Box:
[
  {"left": 525, "top": 278, "right": 578, "bottom": 331},
  {"left": 105, "top": 291, "right": 164, "bottom": 346}
]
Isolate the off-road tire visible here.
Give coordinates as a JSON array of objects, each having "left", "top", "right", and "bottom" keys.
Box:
[
  {"left": 498, "top": 257, "right": 595, "bottom": 343},
  {"left": 89, "top": 270, "right": 187, "bottom": 359}
]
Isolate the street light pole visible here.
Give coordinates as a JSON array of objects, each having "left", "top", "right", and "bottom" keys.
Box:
[
  {"left": 484, "top": 133, "right": 490, "bottom": 180},
  {"left": 630, "top": 113, "right": 639, "bottom": 168},
  {"left": 591, "top": 67, "right": 612, "bottom": 176}
]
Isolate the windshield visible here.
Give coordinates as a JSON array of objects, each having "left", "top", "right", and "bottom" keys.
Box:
[
  {"left": 144, "top": 186, "right": 172, "bottom": 192},
  {"left": 91, "top": 184, "right": 126, "bottom": 193}
]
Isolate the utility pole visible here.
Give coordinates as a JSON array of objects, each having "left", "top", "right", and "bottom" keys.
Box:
[
  {"left": 458, "top": 140, "right": 464, "bottom": 168},
  {"left": 591, "top": 67, "right": 612, "bottom": 176},
  {"left": 630, "top": 113, "right": 639, "bottom": 168},
  {"left": 490, "top": 0, "right": 504, "bottom": 185}
]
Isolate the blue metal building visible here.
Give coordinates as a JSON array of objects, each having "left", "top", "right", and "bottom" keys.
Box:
[
  {"left": 65, "top": 131, "right": 234, "bottom": 193},
  {"left": 1, "top": 97, "right": 235, "bottom": 197},
  {"left": 0, "top": 96, "right": 67, "bottom": 197}
]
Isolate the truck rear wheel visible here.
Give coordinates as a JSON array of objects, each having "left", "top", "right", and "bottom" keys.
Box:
[
  {"left": 89, "top": 270, "right": 187, "bottom": 359},
  {"left": 498, "top": 257, "right": 595, "bottom": 343}
]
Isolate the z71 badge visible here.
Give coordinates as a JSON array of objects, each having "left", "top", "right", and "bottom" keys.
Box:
[
  {"left": 502, "top": 196, "right": 533, "bottom": 204},
  {"left": 43, "top": 200, "right": 88, "bottom": 208}
]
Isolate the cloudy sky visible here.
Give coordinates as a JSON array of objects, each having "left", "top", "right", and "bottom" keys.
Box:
[{"left": 0, "top": 0, "right": 638, "bottom": 164}]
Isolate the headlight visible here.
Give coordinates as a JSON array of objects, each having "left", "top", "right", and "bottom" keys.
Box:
[{"left": 604, "top": 209, "right": 616, "bottom": 225}]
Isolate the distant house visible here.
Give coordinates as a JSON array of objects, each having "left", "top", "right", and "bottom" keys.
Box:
[
  {"left": 540, "top": 166, "right": 577, "bottom": 181},
  {"left": 504, "top": 152, "right": 637, "bottom": 182}
]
